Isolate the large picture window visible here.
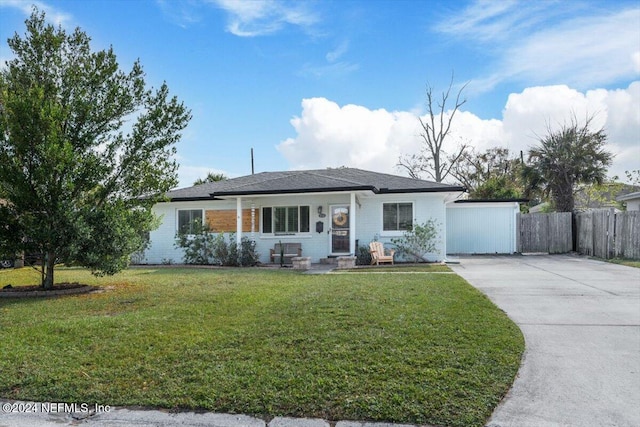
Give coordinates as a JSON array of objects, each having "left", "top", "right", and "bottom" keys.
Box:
[
  {"left": 262, "top": 206, "right": 310, "bottom": 234},
  {"left": 383, "top": 202, "right": 413, "bottom": 231},
  {"left": 177, "top": 209, "right": 203, "bottom": 234}
]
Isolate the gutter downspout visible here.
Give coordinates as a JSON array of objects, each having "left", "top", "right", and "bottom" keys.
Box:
[{"left": 350, "top": 192, "right": 356, "bottom": 255}]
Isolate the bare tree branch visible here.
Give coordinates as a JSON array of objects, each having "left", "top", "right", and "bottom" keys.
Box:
[{"left": 397, "top": 73, "right": 469, "bottom": 182}]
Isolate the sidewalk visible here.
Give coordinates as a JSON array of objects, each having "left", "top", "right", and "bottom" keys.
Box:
[{"left": 0, "top": 400, "right": 421, "bottom": 427}]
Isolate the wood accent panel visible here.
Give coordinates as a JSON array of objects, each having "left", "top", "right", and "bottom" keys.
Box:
[{"left": 205, "top": 209, "right": 259, "bottom": 233}]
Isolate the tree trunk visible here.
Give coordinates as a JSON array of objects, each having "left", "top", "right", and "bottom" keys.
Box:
[
  {"left": 552, "top": 182, "right": 575, "bottom": 213},
  {"left": 554, "top": 191, "right": 574, "bottom": 213},
  {"left": 42, "top": 251, "right": 56, "bottom": 289}
]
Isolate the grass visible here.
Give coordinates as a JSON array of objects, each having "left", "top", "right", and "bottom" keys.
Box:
[
  {"left": 0, "top": 266, "right": 523, "bottom": 427},
  {"left": 602, "top": 258, "right": 640, "bottom": 268},
  {"left": 342, "top": 263, "right": 452, "bottom": 273}
]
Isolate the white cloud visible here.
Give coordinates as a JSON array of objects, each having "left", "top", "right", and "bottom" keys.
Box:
[
  {"left": 299, "top": 39, "right": 359, "bottom": 78},
  {"left": 0, "top": 0, "right": 72, "bottom": 27},
  {"left": 211, "top": 0, "right": 318, "bottom": 37},
  {"left": 278, "top": 83, "right": 640, "bottom": 184},
  {"left": 504, "top": 9, "right": 639, "bottom": 88},
  {"left": 499, "top": 83, "right": 640, "bottom": 178},
  {"left": 438, "top": 1, "right": 640, "bottom": 92},
  {"left": 0, "top": 0, "right": 73, "bottom": 68},
  {"left": 156, "top": 0, "right": 203, "bottom": 28},
  {"left": 299, "top": 61, "right": 359, "bottom": 79},
  {"left": 633, "top": 51, "right": 640, "bottom": 73},
  {"left": 277, "top": 98, "right": 419, "bottom": 172},
  {"left": 435, "top": 0, "right": 548, "bottom": 43},
  {"left": 326, "top": 40, "right": 349, "bottom": 63}
]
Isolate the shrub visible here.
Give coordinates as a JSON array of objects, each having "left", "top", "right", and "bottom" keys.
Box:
[
  {"left": 391, "top": 219, "right": 441, "bottom": 262},
  {"left": 175, "top": 222, "right": 259, "bottom": 266},
  {"left": 239, "top": 237, "right": 260, "bottom": 266},
  {"left": 356, "top": 245, "right": 372, "bottom": 265},
  {"left": 175, "top": 220, "right": 215, "bottom": 265}
]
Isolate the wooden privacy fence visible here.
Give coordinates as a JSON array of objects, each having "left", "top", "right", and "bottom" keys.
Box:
[
  {"left": 517, "top": 212, "right": 572, "bottom": 254},
  {"left": 516, "top": 210, "right": 639, "bottom": 258},
  {"left": 576, "top": 209, "right": 640, "bottom": 259}
]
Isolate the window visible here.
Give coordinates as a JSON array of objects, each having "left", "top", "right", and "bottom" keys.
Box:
[
  {"left": 299, "top": 206, "right": 310, "bottom": 232},
  {"left": 262, "top": 206, "right": 310, "bottom": 234},
  {"left": 177, "top": 209, "right": 203, "bottom": 234},
  {"left": 383, "top": 202, "right": 413, "bottom": 231}
]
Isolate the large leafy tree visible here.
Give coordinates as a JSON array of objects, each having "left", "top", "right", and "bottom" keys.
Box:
[
  {"left": 450, "top": 147, "right": 525, "bottom": 199},
  {"left": 524, "top": 116, "right": 612, "bottom": 213},
  {"left": 0, "top": 10, "right": 191, "bottom": 288}
]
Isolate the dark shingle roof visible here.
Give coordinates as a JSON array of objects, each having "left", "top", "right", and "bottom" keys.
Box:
[{"left": 164, "top": 168, "right": 465, "bottom": 201}]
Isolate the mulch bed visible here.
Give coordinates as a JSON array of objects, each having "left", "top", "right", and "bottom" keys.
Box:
[{"left": 0, "top": 283, "right": 98, "bottom": 298}]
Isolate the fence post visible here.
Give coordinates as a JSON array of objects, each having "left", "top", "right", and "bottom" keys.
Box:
[
  {"left": 606, "top": 208, "right": 615, "bottom": 259},
  {"left": 592, "top": 210, "right": 598, "bottom": 257},
  {"left": 516, "top": 212, "right": 521, "bottom": 253},
  {"left": 614, "top": 211, "right": 622, "bottom": 258}
]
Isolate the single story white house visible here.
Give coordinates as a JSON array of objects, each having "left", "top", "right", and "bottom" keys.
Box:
[{"left": 143, "top": 168, "right": 467, "bottom": 264}]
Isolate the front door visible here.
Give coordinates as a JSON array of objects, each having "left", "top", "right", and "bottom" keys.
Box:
[{"left": 330, "top": 205, "right": 350, "bottom": 254}]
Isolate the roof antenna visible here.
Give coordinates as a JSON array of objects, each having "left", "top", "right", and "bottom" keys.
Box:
[{"left": 251, "top": 148, "right": 255, "bottom": 175}]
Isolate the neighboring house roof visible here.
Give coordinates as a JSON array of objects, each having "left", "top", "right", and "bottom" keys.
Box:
[
  {"left": 574, "top": 183, "right": 640, "bottom": 211},
  {"left": 528, "top": 202, "right": 550, "bottom": 213},
  {"left": 164, "top": 168, "right": 465, "bottom": 201},
  {"left": 616, "top": 191, "right": 640, "bottom": 202}
]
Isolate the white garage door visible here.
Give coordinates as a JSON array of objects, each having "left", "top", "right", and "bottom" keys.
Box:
[{"left": 446, "top": 202, "right": 518, "bottom": 254}]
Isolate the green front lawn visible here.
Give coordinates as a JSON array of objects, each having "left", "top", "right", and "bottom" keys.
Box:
[{"left": 0, "top": 267, "right": 523, "bottom": 427}]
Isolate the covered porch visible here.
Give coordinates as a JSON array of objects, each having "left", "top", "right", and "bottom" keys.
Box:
[{"left": 226, "top": 191, "right": 364, "bottom": 264}]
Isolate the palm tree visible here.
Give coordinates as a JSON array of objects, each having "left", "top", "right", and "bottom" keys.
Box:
[
  {"left": 524, "top": 115, "right": 612, "bottom": 212},
  {"left": 193, "top": 172, "right": 227, "bottom": 186}
]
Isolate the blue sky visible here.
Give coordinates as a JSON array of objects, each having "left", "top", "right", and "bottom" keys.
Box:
[{"left": 1, "top": 0, "right": 638, "bottom": 187}]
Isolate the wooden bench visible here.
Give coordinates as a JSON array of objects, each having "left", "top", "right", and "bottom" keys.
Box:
[
  {"left": 369, "top": 241, "right": 395, "bottom": 265},
  {"left": 270, "top": 243, "right": 302, "bottom": 264}
]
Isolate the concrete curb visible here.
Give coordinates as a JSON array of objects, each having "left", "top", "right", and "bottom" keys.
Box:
[{"left": 0, "top": 400, "right": 430, "bottom": 427}]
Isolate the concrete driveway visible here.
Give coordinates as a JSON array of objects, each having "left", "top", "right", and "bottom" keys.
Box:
[{"left": 450, "top": 255, "right": 640, "bottom": 427}]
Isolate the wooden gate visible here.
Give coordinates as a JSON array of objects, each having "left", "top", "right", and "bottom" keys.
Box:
[
  {"left": 517, "top": 212, "right": 572, "bottom": 254},
  {"left": 576, "top": 209, "right": 640, "bottom": 259}
]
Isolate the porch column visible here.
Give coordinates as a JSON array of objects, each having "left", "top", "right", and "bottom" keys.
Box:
[
  {"left": 441, "top": 195, "right": 447, "bottom": 260},
  {"left": 250, "top": 202, "right": 256, "bottom": 241},
  {"left": 350, "top": 192, "right": 356, "bottom": 255},
  {"left": 236, "top": 197, "right": 242, "bottom": 247}
]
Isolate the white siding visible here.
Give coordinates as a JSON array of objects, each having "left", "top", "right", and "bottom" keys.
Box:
[
  {"left": 146, "top": 195, "right": 348, "bottom": 264},
  {"left": 626, "top": 199, "right": 640, "bottom": 211},
  {"left": 357, "top": 193, "right": 448, "bottom": 261},
  {"left": 145, "top": 200, "right": 237, "bottom": 264},
  {"left": 446, "top": 203, "right": 518, "bottom": 254},
  {"left": 143, "top": 192, "right": 454, "bottom": 264},
  {"left": 250, "top": 194, "right": 345, "bottom": 263}
]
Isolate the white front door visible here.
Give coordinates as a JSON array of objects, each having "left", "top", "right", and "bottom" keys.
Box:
[{"left": 330, "top": 205, "right": 350, "bottom": 254}]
